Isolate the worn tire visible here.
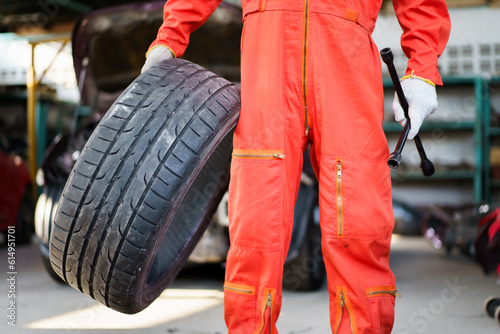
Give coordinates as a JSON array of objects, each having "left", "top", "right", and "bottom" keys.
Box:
[
  {"left": 35, "top": 181, "right": 66, "bottom": 282},
  {"left": 49, "top": 59, "right": 240, "bottom": 314}
]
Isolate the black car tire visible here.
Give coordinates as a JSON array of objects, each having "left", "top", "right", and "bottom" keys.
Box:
[
  {"left": 15, "top": 187, "right": 35, "bottom": 245},
  {"left": 35, "top": 181, "right": 66, "bottom": 282},
  {"left": 283, "top": 183, "right": 325, "bottom": 291},
  {"left": 484, "top": 296, "right": 500, "bottom": 318},
  {"left": 41, "top": 243, "right": 65, "bottom": 283},
  {"left": 283, "top": 223, "right": 325, "bottom": 291},
  {"left": 49, "top": 59, "right": 240, "bottom": 314}
]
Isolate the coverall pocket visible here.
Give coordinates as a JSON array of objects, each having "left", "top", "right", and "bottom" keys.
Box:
[
  {"left": 319, "top": 157, "right": 393, "bottom": 240},
  {"left": 224, "top": 281, "right": 256, "bottom": 332},
  {"left": 365, "top": 286, "right": 398, "bottom": 334},
  {"left": 228, "top": 150, "right": 284, "bottom": 251}
]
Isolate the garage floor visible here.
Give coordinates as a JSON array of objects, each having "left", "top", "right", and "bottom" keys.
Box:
[{"left": 1, "top": 235, "right": 499, "bottom": 334}]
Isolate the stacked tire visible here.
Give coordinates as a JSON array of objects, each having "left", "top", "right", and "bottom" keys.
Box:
[{"left": 35, "top": 182, "right": 66, "bottom": 282}]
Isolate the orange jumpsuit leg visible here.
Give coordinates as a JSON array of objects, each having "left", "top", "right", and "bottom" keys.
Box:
[
  {"left": 307, "top": 13, "right": 396, "bottom": 334},
  {"left": 224, "top": 10, "right": 309, "bottom": 334}
]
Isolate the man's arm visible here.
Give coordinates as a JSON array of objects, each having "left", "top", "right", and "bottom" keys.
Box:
[
  {"left": 393, "top": 0, "right": 451, "bottom": 86},
  {"left": 391, "top": 0, "right": 451, "bottom": 139},
  {"left": 148, "top": 0, "right": 223, "bottom": 58}
]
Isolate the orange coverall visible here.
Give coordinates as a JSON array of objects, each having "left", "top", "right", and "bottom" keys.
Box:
[{"left": 149, "top": 0, "right": 451, "bottom": 332}]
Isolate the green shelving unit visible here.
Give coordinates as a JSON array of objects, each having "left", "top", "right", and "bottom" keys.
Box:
[
  {"left": 383, "top": 76, "right": 487, "bottom": 203},
  {"left": 383, "top": 121, "right": 475, "bottom": 133},
  {"left": 390, "top": 169, "right": 476, "bottom": 180},
  {"left": 0, "top": 91, "right": 77, "bottom": 165},
  {"left": 483, "top": 77, "right": 500, "bottom": 203}
]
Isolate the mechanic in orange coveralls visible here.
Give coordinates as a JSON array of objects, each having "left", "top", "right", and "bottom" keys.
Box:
[{"left": 142, "top": 0, "right": 450, "bottom": 332}]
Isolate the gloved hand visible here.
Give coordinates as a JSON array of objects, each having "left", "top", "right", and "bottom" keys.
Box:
[
  {"left": 392, "top": 77, "right": 438, "bottom": 140},
  {"left": 141, "top": 46, "right": 174, "bottom": 73}
]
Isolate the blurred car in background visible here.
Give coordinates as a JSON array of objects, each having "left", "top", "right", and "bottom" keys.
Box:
[{"left": 0, "top": 132, "right": 34, "bottom": 244}]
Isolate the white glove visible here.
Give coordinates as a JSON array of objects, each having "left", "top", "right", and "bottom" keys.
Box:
[
  {"left": 141, "top": 46, "right": 174, "bottom": 73},
  {"left": 392, "top": 77, "right": 438, "bottom": 140}
]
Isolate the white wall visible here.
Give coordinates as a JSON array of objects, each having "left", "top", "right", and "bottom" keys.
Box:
[{"left": 373, "top": 7, "right": 500, "bottom": 78}]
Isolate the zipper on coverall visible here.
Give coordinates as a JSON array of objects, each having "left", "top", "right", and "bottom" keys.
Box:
[
  {"left": 335, "top": 289, "right": 357, "bottom": 334},
  {"left": 223, "top": 285, "right": 254, "bottom": 294},
  {"left": 256, "top": 290, "right": 273, "bottom": 334},
  {"left": 336, "top": 160, "right": 344, "bottom": 237},
  {"left": 232, "top": 153, "right": 286, "bottom": 159},
  {"left": 366, "top": 287, "right": 402, "bottom": 298},
  {"left": 232, "top": 149, "right": 286, "bottom": 160},
  {"left": 302, "top": 0, "right": 311, "bottom": 137}
]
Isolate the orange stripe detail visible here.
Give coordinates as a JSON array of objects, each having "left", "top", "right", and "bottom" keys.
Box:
[
  {"left": 345, "top": 9, "right": 359, "bottom": 22},
  {"left": 335, "top": 286, "right": 343, "bottom": 330},
  {"left": 259, "top": 0, "right": 266, "bottom": 11},
  {"left": 342, "top": 288, "right": 358, "bottom": 334},
  {"left": 253, "top": 288, "right": 276, "bottom": 334}
]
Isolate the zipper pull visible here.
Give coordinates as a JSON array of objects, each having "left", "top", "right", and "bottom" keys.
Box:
[
  {"left": 273, "top": 153, "right": 286, "bottom": 159},
  {"left": 336, "top": 162, "right": 342, "bottom": 177},
  {"left": 340, "top": 290, "right": 345, "bottom": 307},
  {"left": 266, "top": 292, "right": 272, "bottom": 308},
  {"left": 305, "top": 125, "right": 310, "bottom": 137},
  {"left": 391, "top": 291, "right": 402, "bottom": 298}
]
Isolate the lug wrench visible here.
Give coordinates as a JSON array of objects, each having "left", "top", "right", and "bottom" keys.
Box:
[{"left": 380, "top": 47, "right": 435, "bottom": 177}]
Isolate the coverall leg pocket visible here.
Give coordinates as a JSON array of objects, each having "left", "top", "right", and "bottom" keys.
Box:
[
  {"left": 366, "top": 286, "right": 398, "bottom": 334},
  {"left": 318, "top": 157, "right": 393, "bottom": 240},
  {"left": 228, "top": 151, "right": 285, "bottom": 251},
  {"left": 224, "top": 282, "right": 256, "bottom": 332}
]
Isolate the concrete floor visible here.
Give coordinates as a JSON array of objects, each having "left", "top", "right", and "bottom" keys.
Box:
[{"left": 1, "top": 235, "right": 499, "bottom": 334}]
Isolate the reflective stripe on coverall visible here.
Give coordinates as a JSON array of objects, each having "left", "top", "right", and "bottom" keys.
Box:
[{"left": 149, "top": 1, "right": 451, "bottom": 333}]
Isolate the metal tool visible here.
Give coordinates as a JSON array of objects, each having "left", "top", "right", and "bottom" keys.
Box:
[{"left": 380, "top": 47, "right": 435, "bottom": 177}]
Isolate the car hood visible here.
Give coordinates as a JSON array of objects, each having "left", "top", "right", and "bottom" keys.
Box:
[
  {"left": 72, "top": 1, "right": 242, "bottom": 114},
  {"left": 0, "top": 0, "right": 161, "bottom": 31}
]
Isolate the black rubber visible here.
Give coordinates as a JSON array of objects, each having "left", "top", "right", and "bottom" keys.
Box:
[
  {"left": 35, "top": 181, "right": 66, "bottom": 282},
  {"left": 485, "top": 296, "right": 500, "bottom": 318},
  {"left": 283, "top": 183, "right": 325, "bottom": 291},
  {"left": 15, "top": 187, "right": 35, "bottom": 245},
  {"left": 49, "top": 59, "right": 240, "bottom": 314}
]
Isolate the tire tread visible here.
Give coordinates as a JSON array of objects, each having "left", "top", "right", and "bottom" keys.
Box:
[{"left": 49, "top": 59, "right": 240, "bottom": 313}]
